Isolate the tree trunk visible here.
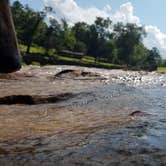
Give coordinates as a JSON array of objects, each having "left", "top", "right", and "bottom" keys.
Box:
[{"left": 26, "top": 15, "right": 43, "bottom": 54}]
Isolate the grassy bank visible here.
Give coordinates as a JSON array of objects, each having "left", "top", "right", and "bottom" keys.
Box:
[
  {"left": 157, "top": 67, "right": 166, "bottom": 73},
  {"left": 19, "top": 44, "right": 122, "bottom": 69},
  {"left": 20, "top": 45, "right": 166, "bottom": 71}
]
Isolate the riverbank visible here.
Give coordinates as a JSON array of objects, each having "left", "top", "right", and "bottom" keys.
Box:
[{"left": 0, "top": 65, "right": 166, "bottom": 165}]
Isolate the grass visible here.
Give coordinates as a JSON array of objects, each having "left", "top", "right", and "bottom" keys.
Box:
[
  {"left": 97, "top": 61, "right": 121, "bottom": 68},
  {"left": 58, "top": 56, "right": 121, "bottom": 68},
  {"left": 157, "top": 67, "right": 166, "bottom": 73},
  {"left": 56, "top": 56, "right": 81, "bottom": 63},
  {"left": 19, "top": 44, "right": 45, "bottom": 54},
  {"left": 19, "top": 44, "right": 122, "bottom": 68},
  {"left": 82, "top": 56, "right": 95, "bottom": 64},
  {"left": 19, "top": 44, "right": 57, "bottom": 56}
]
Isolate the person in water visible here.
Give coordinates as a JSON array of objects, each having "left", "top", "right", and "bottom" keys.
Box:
[{"left": 0, "top": 0, "right": 21, "bottom": 73}]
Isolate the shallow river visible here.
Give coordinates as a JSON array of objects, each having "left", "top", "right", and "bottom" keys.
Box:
[{"left": 0, "top": 65, "right": 166, "bottom": 165}]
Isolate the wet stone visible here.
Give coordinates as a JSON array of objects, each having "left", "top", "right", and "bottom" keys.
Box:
[
  {"left": 53, "top": 69, "right": 105, "bottom": 80},
  {"left": 0, "top": 93, "right": 75, "bottom": 105},
  {"left": 129, "top": 110, "right": 151, "bottom": 117}
]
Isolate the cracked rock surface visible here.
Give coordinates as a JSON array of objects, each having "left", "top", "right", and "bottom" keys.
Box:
[{"left": 0, "top": 65, "right": 166, "bottom": 166}]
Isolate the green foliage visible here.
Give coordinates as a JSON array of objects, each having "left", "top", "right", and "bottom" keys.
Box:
[
  {"left": 85, "top": 17, "right": 113, "bottom": 62},
  {"left": 144, "top": 47, "right": 162, "bottom": 70},
  {"left": 72, "top": 22, "right": 89, "bottom": 42},
  {"left": 132, "top": 43, "right": 148, "bottom": 66},
  {"left": 12, "top": 1, "right": 49, "bottom": 53},
  {"left": 31, "top": 62, "right": 41, "bottom": 66},
  {"left": 114, "top": 22, "right": 147, "bottom": 66},
  {"left": 19, "top": 44, "right": 45, "bottom": 54},
  {"left": 147, "top": 47, "right": 161, "bottom": 66},
  {"left": 12, "top": 1, "right": 162, "bottom": 70},
  {"left": 74, "top": 41, "right": 87, "bottom": 53},
  {"left": 57, "top": 56, "right": 80, "bottom": 63},
  {"left": 64, "top": 29, "right": 76, "bottom": 50}
]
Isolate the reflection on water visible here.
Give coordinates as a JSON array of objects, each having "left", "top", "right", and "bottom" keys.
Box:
[
  {"left": 139, "top": 87, "right": 166, "bottom": 149},
  {"left": 142, "top": 129, "right": 166, "bottom": 149}
]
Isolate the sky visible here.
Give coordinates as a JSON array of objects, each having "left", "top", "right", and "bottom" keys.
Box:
[{"left": 11, "top": 0, "right": 166, "bottom": 58}]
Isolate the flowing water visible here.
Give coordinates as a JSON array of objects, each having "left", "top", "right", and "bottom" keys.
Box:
[
  {"left": 0, "top": 65, "right": 166, "bottom": 165},
  {"left": 139, "top": 87, "right": 166, "bottom": 149}
]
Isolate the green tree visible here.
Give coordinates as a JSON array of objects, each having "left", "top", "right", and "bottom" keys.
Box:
[
  {"left": 12, "top": 1, "right": 162, "bottom": 69},
  {"left": 24, "top": 8, "right": 46, "bottom": 54},
  {"left": 11, "top": 1, "right": 26, "bottom": 43},
  {"left": 114, "top": 22, "right": 146, "bottom": 66},
  {"left": 72, "top": 22, "right": 89, "bottom": 43},
  {"left": 12, "top": 2, "right": 48, "bottom": 53},
  {"left": 72, "top": 22, "right": 89, "bottom": 53},
  {"left": 98, "top": 40, "right": 118, "bottom": 63},
  {"left": 132, "top": 43, "right": 148, "bottom": 66},
  {"left": 146, "top": 47, "right": 161, "bottom": 70},
  {"left": 87, "top": 17, "right": 112, "bottom": 62},
  {"left": 32, "top": 21, "right": 48, "bottom": 48},
  {"left": 60, "top": 19, "right": 76, "bottom": 51}
]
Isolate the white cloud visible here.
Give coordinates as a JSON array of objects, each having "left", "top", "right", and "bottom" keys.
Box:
[
  {"left": 44, "top": 0, "right": 109, "bottom": 24},
  {"left": 145, "top": 26, "right": 166, "bottom": 50},
  {"left": 44, "top": 0, "right": 166, "bottom": 58},
  {"left": 143, "top": 25, "right": 166, "bottom": 58},
  {"left": 44, "top": 1, "right": 139, "bottom": 25},
  {"left": 112, "top": 2, "right": 140, "bottom": 24}
]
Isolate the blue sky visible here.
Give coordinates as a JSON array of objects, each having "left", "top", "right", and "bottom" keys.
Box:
[
  {"left": 77, "top": 0, "right": 166, "bottom": 33},
  {"left": 11, "top": 0, "right": 166, "bottom": 58},
  {"left": 12, "top": 0, "right": 166, "bottom": 33}
]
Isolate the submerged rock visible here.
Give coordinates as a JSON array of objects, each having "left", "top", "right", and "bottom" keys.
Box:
[
  {"left": 54, "top": 69, "right": 105, "bottom": 80},
  {"left": 129, "top": 110, "right": 151, "bottom": 117}
]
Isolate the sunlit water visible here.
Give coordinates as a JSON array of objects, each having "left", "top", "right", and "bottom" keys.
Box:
[
  {"left": 139, "top": 87, "right": 166, "bottom": 149},
  {"left": 20, "top": 66, "right": 166, "bottom": 150},
  {"left": 0, "top": 66, "right": 166, "bottom": 164}
]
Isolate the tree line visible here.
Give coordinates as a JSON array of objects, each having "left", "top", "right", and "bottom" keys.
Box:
[{"left": 11, "top": 1, "right": 163, "bottom": 70}]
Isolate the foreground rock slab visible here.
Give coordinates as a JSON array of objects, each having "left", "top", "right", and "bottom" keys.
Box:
[{"left": 0, "top": 65, "right": 166, "bottom": 166}]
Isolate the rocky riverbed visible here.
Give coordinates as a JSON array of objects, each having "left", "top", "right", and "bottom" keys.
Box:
[{"left": 0, "top": 65, "right": 166, "bottom": 166}]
